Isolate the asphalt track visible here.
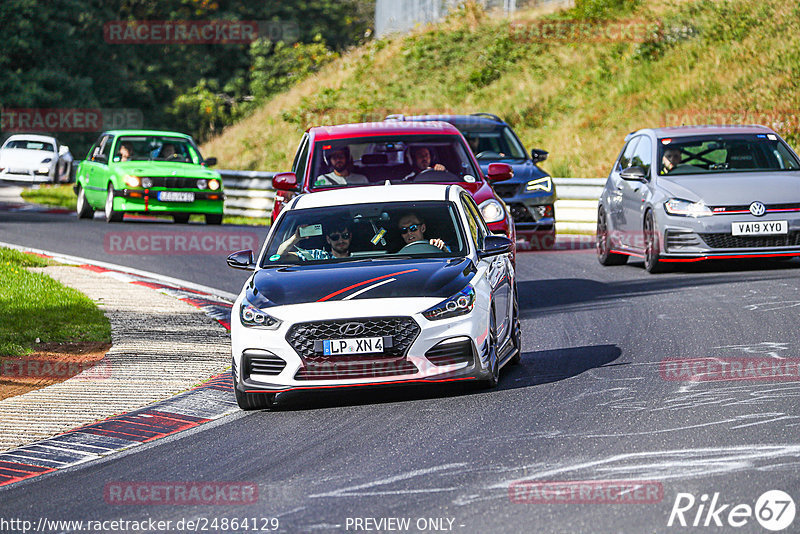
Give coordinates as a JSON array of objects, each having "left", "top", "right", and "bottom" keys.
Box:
[{"left": 2, "top": 206, "right": 800, "bottom": 533}]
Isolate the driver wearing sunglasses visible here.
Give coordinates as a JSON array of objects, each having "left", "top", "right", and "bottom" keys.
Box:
[
  {"left": 397, "top": 212, "right": 447, "bottom": 251},
  {"left": 277, "top": 220, "right": 353, "bottom": 260}
]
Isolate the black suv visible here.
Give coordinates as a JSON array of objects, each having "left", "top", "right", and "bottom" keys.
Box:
[{"left": 387, "top": 113, "right": 556, "bottom": 249}]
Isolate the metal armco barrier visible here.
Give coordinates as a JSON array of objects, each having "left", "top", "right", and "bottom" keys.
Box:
[{"left": 218, "top": 170, "right": 605, "bottom": 234}]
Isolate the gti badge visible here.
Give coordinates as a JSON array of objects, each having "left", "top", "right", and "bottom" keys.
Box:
[
  {"left": 749, "top": 201, "right": 766, "bottom": 217},
  {"left": 339, "top": 322, "right": 366, "bottom": 336}
]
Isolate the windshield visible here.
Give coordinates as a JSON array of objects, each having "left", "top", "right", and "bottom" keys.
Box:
[
  {"left": 309, "top": 134, "right": 480, "bottom": 189},
  {"left": 261, "top": 200, "right": 467, "bottom": 266},
  {"left": 658, "top": 134, "right": 800, "bottom": 175},
  {"left": 114, "top": 136, "right": 201, "bottom": 164},
  {"left": 4, "top": 140, "right": 55, "bottom": 152},
  {"left": 459, "top": 125, "right": 527, "bottom": 160}
]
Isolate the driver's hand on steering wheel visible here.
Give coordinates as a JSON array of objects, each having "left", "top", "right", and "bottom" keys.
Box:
[
  {"left": 429, "top": 238, "right": 446, "bottom": 250},
  {"left": 432, "top": 163, "right": 445, "bottom": 171}
]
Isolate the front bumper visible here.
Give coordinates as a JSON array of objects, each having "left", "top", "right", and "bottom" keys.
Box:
[
  {"left": 655, "top": 211, "right": 800, "bottom": 261},
  {"left": 113, "top": 188, "right": 224, "bottom": 214},
  {"left": 231, "top": 298, "right": 492, "bottom": 393},
  {"left": 0, "top": 169, "right": 53, "bottom": 183}
]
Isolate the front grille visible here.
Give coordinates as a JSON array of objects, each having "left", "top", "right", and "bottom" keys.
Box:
[
  {"left": 509, "top": 203, "right": 534, "bottom": 223},
  {"left": 710, "top": 203, "right": 800, "bottom": 214},
  {"left": 493, "top": 184, "right": 519, "bottom": 199},
  {"left": 295, "top": 359, "right": 418, "bottom": 380},
  {"left": 699, "top": 232, "right": 800, "bottom": 249},
  {"left": 243, "top": 350, "right": 286, "bottom": 376},
  {"left": 665, "top": 230, "right": 700, "bottom": 250},
  {"left": 425, "top": 339, "right": 474, "bottom": 366},
  {"left": 147, "top": 176, "right": 201, "bottom": 189},
  {"left": 286, "top": 317, "right": 420, "bottom": 363}
]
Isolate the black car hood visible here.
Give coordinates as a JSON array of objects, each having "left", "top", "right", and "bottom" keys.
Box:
[
  {"left": 246, "top": 257, "right": 476, "bottom": 307},
  {"left": 479, "top": 158, "right": 548, "bottom": 184}
]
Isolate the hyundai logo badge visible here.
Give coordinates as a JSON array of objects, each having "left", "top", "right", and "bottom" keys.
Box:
[{"left": 339, "top": 322, "right": 366, "bottom": 336}]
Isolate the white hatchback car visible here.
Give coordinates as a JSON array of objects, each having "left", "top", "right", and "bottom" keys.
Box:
[
  {"left": 227, "top": 184, "right": 521, "bottom": 409},
  {"left": 0, "top": 134, "right": 71, "bottom": 183}
]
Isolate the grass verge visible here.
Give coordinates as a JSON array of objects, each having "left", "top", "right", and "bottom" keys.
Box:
[{"left": 0, "top": 248, "right": 111, "bottom": 357}]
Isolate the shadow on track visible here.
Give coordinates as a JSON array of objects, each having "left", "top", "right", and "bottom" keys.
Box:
[
  {"left": 264, "top": 344, "right": 620, "bottom": 411},
  {"left": 519, "top": 262, "right": 800, "bottom": 318}
]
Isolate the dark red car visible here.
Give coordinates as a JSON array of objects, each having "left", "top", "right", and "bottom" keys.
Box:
[{"left": 271, "top": 121, "right": 516, "bottom": 247}]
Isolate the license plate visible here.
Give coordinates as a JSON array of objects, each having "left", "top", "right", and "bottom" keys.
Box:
[
  {"left": 731, "top": 220, "right": 787, "bottom": 236},
  {"left": 323, "top": 337, "right": 384, "bottom": 355},
  {"left": 158, "top": 191, "right": 195, "bottom": 202}
]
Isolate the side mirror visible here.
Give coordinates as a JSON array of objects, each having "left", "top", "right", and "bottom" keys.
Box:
[
  {"left": 203, "top": 157, "right": 217, "bottom": 167},
  {"left": 487, "top": 162, "right": 513, "bottom": 182},
  {"left": 620, "top": 165, "right": 647, "bottom": 181},
  {"left": 479, "top": 235, "right": 513, "bottom": 258},
  {"left": 227, "top": 249, "right": 255, "bottom": 270},
  {"left": 272, "top": 171, "right": 298, "bottom": 191},
  {"left": 531, "top": 149, "right": 548, "bottom": 163}
]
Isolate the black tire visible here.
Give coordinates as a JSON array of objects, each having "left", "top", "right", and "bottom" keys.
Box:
[
  {"left": 644, "top": 210, "right": 669, "bottom": 273},
  {"left": 481, "top": 311, "right": 500, "bottom": 388},
  {"left": 76, "top": 185, "right": 94, "bottom": 219},
  {"left": 205, "top": 213, "right": 223, "bottom": 225},
  {"left": 172, "top": 214, "right": 190, "bottom": 224},
  {"left": 597, "top": 206, "right": 628, "bottom": 265},
  {"left": 235, "top": 387, "right": 276, "bottom": 410},
  {"left": 104, "top": 184, "right": 123, "bottom": 223},
  {"left": 509, "top": 284, "right": 522, "bottom": 365}
]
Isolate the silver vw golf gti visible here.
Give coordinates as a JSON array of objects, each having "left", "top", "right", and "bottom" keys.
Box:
[{"left": 597, "top": 125, "right": 800, "bottom": 273}]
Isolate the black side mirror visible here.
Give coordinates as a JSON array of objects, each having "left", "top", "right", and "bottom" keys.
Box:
[
  {"left": 620, "top": 166, "right": 647, "bottom": 181},
  {"left": 530, "top": 149, "right": 548, "bottom": 163},
  {"left": 479, "top": 235, "right": 513, "bottom": 258},
  {"left": 204, "top": 157, "right": 217, "bottom": 167},
  {"left": 227, "top": 249, "right": 255, "bottom": 270}
]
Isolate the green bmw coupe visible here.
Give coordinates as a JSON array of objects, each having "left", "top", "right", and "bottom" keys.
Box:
[{"left": 74, "top": 130, "right": 224, "bottom": 224}]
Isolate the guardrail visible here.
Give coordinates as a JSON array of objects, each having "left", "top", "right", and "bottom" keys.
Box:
[{"left": 218, "top": 170, "right": 605, "bottom": 234}]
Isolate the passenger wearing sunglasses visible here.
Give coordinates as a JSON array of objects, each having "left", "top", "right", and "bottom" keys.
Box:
[
  {"left": 276, "top": 220, "right": 353, "bottom": 260},
  {"left": 397, "top": 212, "right": 447, "bottom": 251}
]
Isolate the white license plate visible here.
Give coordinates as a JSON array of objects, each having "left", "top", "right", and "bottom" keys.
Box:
[
  {"left": 158, "top": 191, "right": 195, "bottom": 202},
  {"left": 731, "top": 221, "right": 787, "bottom": 236},
  {"left": 323, "top": 337, "right": 384, "bottom": 355}
]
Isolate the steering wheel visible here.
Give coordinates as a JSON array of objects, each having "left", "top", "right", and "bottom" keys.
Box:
[
  {"left": 412, "top": 169, "right": 458, "bottom": 183},
  {"left": 398, "top": 240, "right": 443, "bottom": 254}
]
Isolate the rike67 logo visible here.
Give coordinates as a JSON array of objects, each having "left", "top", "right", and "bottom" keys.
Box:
[{"left": 668, "top": 490, "right": 796, "bottom": 531}]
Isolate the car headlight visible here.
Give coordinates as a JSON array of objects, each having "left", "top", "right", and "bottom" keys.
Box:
[
  {"left": 141, "top": 177, "right": 153, "bottom": 188},
  {"left": 208, "top": 179, "right": 221, "bottom": 191},
  {"left": 422, "top": 285, "right": 475, "bottom": 321},
  {"left": 197, "top": 179, "right": 208, "bottom": 189},
  {"left": 664, "top": 198, "right": 713, "bottom": 217},
  {"left": 240, "top": 301, "right": 281, "bottom": 329},
  {"left": 124, "top": 174, "right": 141, "bottom": 188},
  {"left": 526, "top": 176, "right": 552, "bottom": 192},
  {"left": 479, "top": 198, "right": 506, "bottom": 223}
]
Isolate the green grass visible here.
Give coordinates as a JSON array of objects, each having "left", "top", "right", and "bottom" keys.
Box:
[
  {"left": 0, "top": 248, "right": 112, "bottom": 357},
  {"left": 20, "top": 184, "right": 76, "bottom": 209},
  {"left": 21, "top": 185, "right": 270, "bottom": 226},
  {"left": 202, "top": 0, "right": 800, "bottom": 177}
]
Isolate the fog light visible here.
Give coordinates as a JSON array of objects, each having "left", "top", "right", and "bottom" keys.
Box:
[
  {"left": 197, "top": 179, "right": 208, "bottom": 189},
  {"left": 141, "top": 177, "right": 153, "bottom": 188}
]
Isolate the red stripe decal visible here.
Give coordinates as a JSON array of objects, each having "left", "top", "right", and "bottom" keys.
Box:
[
  {"left": 663, "top": 252, "right": 800, "bottom": 262},
  {"left": 317, "top": 269, "right": 419, "bottom": 302}
]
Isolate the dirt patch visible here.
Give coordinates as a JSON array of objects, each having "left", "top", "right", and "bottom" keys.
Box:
[{"left": 0, "top": 342, "right": 111, "bottom": 401}]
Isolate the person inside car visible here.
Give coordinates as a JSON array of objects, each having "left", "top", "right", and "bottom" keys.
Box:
[
  {"left": 118, "top": 141, "right": 134, "bottom": 162},
  {"left": 276, "top": 219, "right": 353, "bottom": 261},
  {"left": 404, "top": 146, "right": 446, "bottom": 180},
  {"left": 315, "top": 146, "right": 368, "bottom": 186},
  {"left": 397, "top": 212, "right": 447, "bottom": 251},
  {"left": 661, "top": 147, "right": 683, "bottom": 173}
]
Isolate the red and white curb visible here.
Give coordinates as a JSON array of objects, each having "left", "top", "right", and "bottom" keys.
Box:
[{"left": 0, "top": 245, "right": 238, "bottom": 488}]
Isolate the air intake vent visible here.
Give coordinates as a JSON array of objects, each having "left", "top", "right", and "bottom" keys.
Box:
[
  {"left": 425, "top": 338, "right": 474, "bottom": 366},
  {"left": 243, "top": 350, "right": 286, "bottom": 377}
]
